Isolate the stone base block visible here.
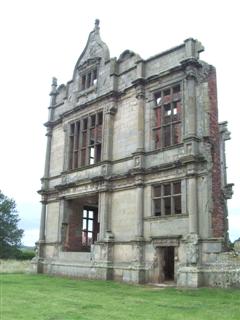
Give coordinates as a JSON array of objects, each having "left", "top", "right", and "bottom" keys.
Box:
[{"left": 177, "top": 266, "right": 202, "bottom": 288}]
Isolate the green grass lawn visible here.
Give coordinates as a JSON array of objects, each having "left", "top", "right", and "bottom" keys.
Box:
[{"left": 1, "top": 274, "right": 240, "bottom": 320}]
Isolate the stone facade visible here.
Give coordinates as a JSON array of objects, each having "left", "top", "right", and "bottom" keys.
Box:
[{"left": 35, "top": 20, "right": 237, "bottom": 287}]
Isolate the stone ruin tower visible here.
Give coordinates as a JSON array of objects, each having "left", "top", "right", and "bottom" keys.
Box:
[{"left": 35, "top": 20, "right": 238, "bottom": 287}]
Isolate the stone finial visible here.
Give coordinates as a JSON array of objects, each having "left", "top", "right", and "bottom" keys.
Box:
[
  {"left": 94, "top": 19, "right": 100, "bottom": 31},
  {"left": 50, "top": 77, "right": 58, "bottom": 96},
  {"left": 52, "top": 77, "right": 58, "bottom": 87}
]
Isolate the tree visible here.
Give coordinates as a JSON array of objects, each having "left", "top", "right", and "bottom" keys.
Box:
[{"left": 0, "top": 191, "right": 24, "bottom": 258}]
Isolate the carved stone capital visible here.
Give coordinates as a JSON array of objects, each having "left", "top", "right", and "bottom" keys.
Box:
[
  {"left": 219, "top": 121, "right": 231, "bottom": 141},
  {"left": 223, "top": 183, "right": 234, "bottom": 200},
  {"left": 185, "top": 65, "right": 199, "bottom": 81},
  {"left": 105, "top": 105, "right": 117, "bottom": 115}
]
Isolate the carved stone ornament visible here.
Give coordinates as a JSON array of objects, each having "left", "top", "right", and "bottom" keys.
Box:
[
  {"left": 223, "top": 183, "right": 234, "bottom": 200},
  {"left": 105, "top": 105, "right": 117, "bottom": 115},
  {"left": 185, "top": 233, "right": 199, "bottom": 265},
  {"left": 185, "top": 65, "right": 198, "bottom": 81}
]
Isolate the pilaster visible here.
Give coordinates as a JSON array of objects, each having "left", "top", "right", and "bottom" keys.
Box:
[
  {"left": 181, "top": 59, "right": 200, "bottom": 156},
  {"left": 102, "top": 99, "right": 117, "bottom": 174},
  {"left": 98, "top": 182, "right": 113, "bottom": 241},
  {"left": 134, "top": 79, "right": 145, "bottom": 153},
  {"left": 37, "top": 198, "right": 47, "bottom": 273},
  {"left": 187, "top": 174, "right": 198, "bottom": 234}
]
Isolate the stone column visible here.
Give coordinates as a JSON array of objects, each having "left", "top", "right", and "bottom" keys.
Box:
[
  {"left": 59, "top": 198, "right": 69, "bottom": 249},
  {"left": 38, "top": 199, "right": 47, "bottom": 273},
  {"left": 42, "top": 129, "right": 52, "bottom": 189},
  {"left": 181, "top": 60, "right": 200, "bottom": 156},
  {"left": 37, "top": 78, "right": 58, "bottom": 272},
  {"left": 42, "top": 78, "right": 58, "bottom": 189},
  {"left": 136, "top": 89, "right": 145, "bottom": 152},
  {"left": 184, "top": 74, "right": 197, "bottom": 138},
  {"left": 132, "top": 176, "right": 145, "bottom": 283},
  {"left": 132, "top": 77, "right": 145, "bottom": 153},
  {"left": 39, "top": 201, "right": 47, "bottom": 242},
  {"left": 102, "top": 99, "right": 117, "bottom": 162},
  {"left": 135, "top": 181, "right": 144, "bottom": 240},
  {"left": 99, "top": 100, "right": 117, "bottom": 240},
  {"left": 187, "top": 175, "right": 198, "bottom": 234},
  {"left": 97, "top": 186, "right": 114, "bottom": 280},
  {"left": 99, "top": 187, "right": 113, "bottom": 241}
]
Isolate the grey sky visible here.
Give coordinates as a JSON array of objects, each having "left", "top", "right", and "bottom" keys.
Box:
[{"left": 0, "top": 0, "right": 239, "bottom": 245}]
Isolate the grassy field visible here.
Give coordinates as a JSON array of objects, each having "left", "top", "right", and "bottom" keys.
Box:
[{"left": 1, "top": 274, "right": 240, "bottom": 320}]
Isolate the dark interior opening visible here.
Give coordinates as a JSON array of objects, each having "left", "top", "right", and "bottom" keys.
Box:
[{"left": 163, "top": 246, "right": 175, "bottom": 281}]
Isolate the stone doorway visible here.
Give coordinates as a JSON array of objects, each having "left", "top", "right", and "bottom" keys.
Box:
[
  {"left": 162, "top": 246, "right": 175, "bottom": 281},
  {"left": 154, "top": 246, "right": 175, "bottom": 283}
]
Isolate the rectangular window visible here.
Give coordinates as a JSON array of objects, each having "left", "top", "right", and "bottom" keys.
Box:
[
  {"left": 68, "top": 111, "right": 103, "bottom": 169},
  {"left": 153, "top": 181, "right": 182, "bottom": 216},
  {"left": 81, "top": 207, "right": 99, "bottom": 251},
  {"left": 153, "top": 84, "right": 182, "bottom": 149},
  {"left": 81, "top": 68, "right": 98, "bottom": 90}
]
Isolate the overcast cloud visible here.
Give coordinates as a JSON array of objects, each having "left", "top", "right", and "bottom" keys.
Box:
[{"left": 0, "top": 0, "right": 239, "bottom": 245}]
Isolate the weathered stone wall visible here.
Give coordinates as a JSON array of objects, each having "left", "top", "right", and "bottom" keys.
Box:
[
  {"left": 36, "top": 23, "right": 236, "bottom": 288},
  {"left": 45, "top": 202, "right": 59, "bottom": 243},
  {"left": 111, "top": 189, "right": 137, "bottom": 241},
  {"left": 0, "top": 260, "right": 33, "bottom": 273},
  {"left": 49, "top": 125, "right": 64, "bottom": 177}
]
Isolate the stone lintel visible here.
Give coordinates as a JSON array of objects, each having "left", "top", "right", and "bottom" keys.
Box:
[{"left": 151, "top": 236, "right": 181, "bottom": 247}]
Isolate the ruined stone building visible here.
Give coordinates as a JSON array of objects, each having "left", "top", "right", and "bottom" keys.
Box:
[{"left": 36, "top": 20, "right": 237, "bottom": 287}]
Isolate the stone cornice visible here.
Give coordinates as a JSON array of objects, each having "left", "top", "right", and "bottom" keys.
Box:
[
  {"left": 42, "top": 150, "right": 206, "bottom": 186},
  {"left": 40, "top": 155, "right": 207, "bottom": 197}
]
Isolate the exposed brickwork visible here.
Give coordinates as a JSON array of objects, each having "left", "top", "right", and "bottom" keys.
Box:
[
  {"left": 208, "top": 67, "right": 225, "bottom": 238},
  {"left": 66, "top": 210, "right": 82, "bottom": 251}
]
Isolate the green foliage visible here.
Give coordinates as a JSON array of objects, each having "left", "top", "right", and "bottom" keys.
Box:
[
  {"left": 1, "top": 274, "right": 240, "bottom": 320},
  {"left": 0, "top": 191, "right": 24, "bottom": 258},
  {"left": 16, "top": 250, "right": 35, "bottom": 260}
]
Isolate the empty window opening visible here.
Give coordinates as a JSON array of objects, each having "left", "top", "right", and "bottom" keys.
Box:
[
  {"left": 89, "top": 146, "right": 95, "bottom": 165},
  {"left": 82, "top": 75, "right": 86, "bottom": 90},
  {"left": 173, "top": 84, "right": 180, "bottom": 94},
  {"left": 90, "top": 114, "right": 96, "bottom": 127},
  {"left": 155, "top": 92, "right": 162, "bottom": 106},
  {"left": 68, "top": 121, "right": 81, "bottom": 170},
  {"left": 68, "top": 111, "right": 103, "bottom": 169},
  {"left": 64, "top": 198, "right": 99, "bottom": 252},
  {"left": 153, "top": 181, "right": 182, "bottom": 216},
  {"left": 69, "top": 112, "right": 103, "bottom": 169},
  {"left": 81, "top": 206, "right": 99, "bottom": 251},
  {"left": 92, "top": 69, "right": 98, "bottom": 86},
  {"left": 153, "top": 84, "right": 182, "bottom": 149},
  {"left": 81, "top": 68, "right": 98, "bottom": 90}
]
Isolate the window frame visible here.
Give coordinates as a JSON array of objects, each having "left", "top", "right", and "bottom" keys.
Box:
[
  {"left": 81, "top": 67, "right": 98, "bottom": 91},
  {"left": 81, "top": 206, "right": 99, "bottom": 251},
  {"left": 68, "top": 111, "right": 103, "bottom": 170},
  {"left": 152, "top": 83, "right": 182, "bottom": 150},
  {"left": 152, "top": 181, "right": 182, "bottom": 217}
]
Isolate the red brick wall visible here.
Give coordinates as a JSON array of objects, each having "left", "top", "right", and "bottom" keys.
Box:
[
  {"left": 208, "top": 67, "right": 225, "bottom": 238},
  {"left": 66, "top": 207, "right": 82, "bottom": 251}
]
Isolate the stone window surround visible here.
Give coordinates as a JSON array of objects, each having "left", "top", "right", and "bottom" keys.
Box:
[
  {"left": 81, "top": 67, "right": 98, "bottom": 91},
  {"left": 152, "top": 180, "right": 183, "bottom": 217},
  {"left": 152, "top": 82, "right": 182, "bottom": 150},
  {"left": 77, "top": 58, "right": 101, "bottom": 92},
  {"left": 81, "top": 206, "right": 99, "bottom": 250},
  {"left": 68, "top": 110, "right": 103, "bottom": 170}
]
